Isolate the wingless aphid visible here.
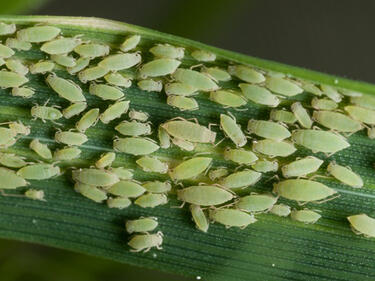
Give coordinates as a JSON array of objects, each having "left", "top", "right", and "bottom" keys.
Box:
[
  {"left": 291, "top": 102, "right": 313, "bottom": 128},
  {"left": 208, "top": 168, "right": 229, "bottom": 181},
  {"left": 0, "top": 22, "right": 16, "bottom": 35},
  {"left": 228, "top": 65, "right": 265, "bottom": 84},
  {"left": 100, "top": 100, "right": 130, "bottom": 124},
  {"left": 201, "top": 67, "right": 231, "bottom": 82},
  {"left": 171, "top": 138, "right": 195, "bottom": 151},
  {"left": 236, "top": 193, "right": 277, "bottom": 213},
  {"left": 136, "top": 156, "right": 168, "bottom": 174},
  {"left": 320, "top": 85, "right": 342, "bottom": 103},
  {"left": 270, "top": 204, "right": 291, "bottom": 217},
  {"left": 137, "top": 79, "right": 163, "bottom": 92},
  {"left": 239, "top": 83, "right": 280, "bottom": 107},
  {"left": 168, "top": 157, "right": 212, "bottom": 181},
  {"left": 266, "top": 77, "right": 303, "bottom": 97},
  {"left": 172, "top": 68, "right": 218, "bottom": 91},
  {"left": 5, "top": 59, "right": 28, "bottom": 75},
  {"left": 0, "top": 43, "right": 15, "bottom": 58},
  {"left": 74, "top": 182, "right": 107, "bottom": 203},
  {"left": 89, "top": 83, "right": 124, "bottom": 101},
  {"left": 311, "top": 97, "right": 338, "bottom": 111},
  {"left": 8, "top": 121, "right": 30, "bottom": 136},
  {"left": 95, "top": 152, "right": 116, "bottom": 169},
  {"left": 120, "top": 35, "right": 141, "bottom": 52},
  {"left": 17, "top": 25, "right": 61, "bottom": 42},
  {"left": 0, "top": 70, "right": 28, "bottom": 88},
  {"left": 270, "top": 109, "right": 297, "bottom": 124},
  {"left": 107, "top": 197, "right": 131, "bottom": 209},
  {"left": 109, "top": 167, "right": 133, "bottom": 180},
  {"left": 17, "top": 163, "right": 60, "bottom": 180},
  {"left": 46, "top": 74, "right": 86, "bottom": 103},
  {"left": 345, "top": 105, "right": 375, "bottom": 125},
  {"left": 191, "top": 50, "right": 216, "bottom": 62},
  {"left": 252, "top": 139, "right": 296, "bottom": 157},
  {"left": 313, "top": 110, "right": 363, "bottom": 133},
  {"left": 74, "top": 43, "right": 110, "bottom": 58},
  {"left": 12, "top": 87, "right": 35, "bottom": 98},
  {"left": 0, "top": 153, "right": 27, "bottom": 168},
  {"left": 301, "top": 82, "right": 322, "bottom": 96},
  {"left": 347, "top": 214, "right": 375, "bottom": 238},
  {"left": 104, "top": 73, "right": 132, "bottom": 88},
  {"left": 53, "top": 146, "right": 81, "bottom": 161},
  {"left": 67, "top": 57, "right": 91, "bottom": 75},
  {"left": 72, "top": 168, "right": 119, "bottom": 186},
  {"left": 62, "top": 102, "right": 87, "bottom": 119},
  {"left": 251, "top": 159, "right": 279, "bottom": 173},
  {"left": 143, "top": 181, "right": 171, "bottom": 193},
  {"left": 281, "top": 156, "right": 324, "bottom": 178},
  {"left": 247, "top": 120, "right": 291, "bottom": 141},
  {"left": 98, "top": 52, "right": 141, "bottom": 71},
  {"left": 106, "top": 180, "right": 146, "bottom": 198},
  {"left": 209, "top": 90, "right": 247, "bottom": 108},
  {"left": 31, "top": 103, "right": 63, "bottom": 123},
  {"left": 78, "top": 65, "right": 108, "bottom": 83},
  {"left": 29, "top": 139, "right": 52, "bottom": 160},
  {"left": 40, "top": 36, "right": 82, "bottom": 55},
  {"left": 55, "top": 130, "right": 88, "bottom": 146},
  {"left": 75, "top": 108, "right": 100, "bottom": 132},
  {"left": 223, "top": 147, "right": 258, "bottom": 165},
  {"left": 29, "top": 60, "right": 55, "bottom": 74},
  {"left": 138, "top": 58, "right": 181, "bottom": 78},
  {"left": 190, "top": 205, "right": 209, "bottom": 232},
  {"left": 209, "top": 208, "right": 257, "bottom": 228},
  {"left": 164, "top": 82, "right": 197, "bottom": 96},
  {"left": 327, "top": 162, "right": 363, "bottom": 188},
  {"left": 220, "top": 113, "right": 247, "bottom": 147},
  {"left": 167, "top": 95, "right": 199, "bottom": 111},
  {"left": 149, "top": 43, "right": 184, "bottom": 59},
  {"left": 115, "top": 120, "right": 151, "bottom": 136},
  {"left": 0, "top": 167, "right": 28, "bottom": 189},
  {"left": 134, "top": 193, "right": 168, "bottom": 208},
  {"left": 177, "top": 185, "right": 234, "bottom": 206},
  {"left": 128, "top": 231, "right": 163, "bottom": 252},
  {"left": 219, "top": 170, "right": 262, "bottom": 189},
  {"left": 24, "top": 189, "right": 45, "bottom": 201},
  {"left": 113, "top": 137, "right": 159, "bottom": 155},
  {"left": 0, "top": 127, "right": 17, "bottom": 148},
  {"left": 158, "top": 126, "right": 170, "bottom": 148},
  {"left": 51, "top": 54, "right": 76, "bottom": 68},
  {"left": 350, "top": 95, "right": 375, "bottom": 110},
  {"left": 291, "top": 209, "right": 321, "bottom": 224},
  {"left": 126, "top": 217, "right": 158, "bottom": 234}
]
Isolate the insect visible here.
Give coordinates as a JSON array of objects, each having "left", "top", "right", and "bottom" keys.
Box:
[
  {"left": 75, "top": 108, "right": 100, "bottom": 132},
  {"left": 239, "top": 83, "right": 280, "bottom": 107},
  {"left": 113, "top": 137, "right": 160, "bottom": 155},
  {"left": 247, "top": 120, "right": 290, "bottom": 141},
  {"left": 29, "top": 60, "right": 55, "bottom": 74},
  {"left": 291, "top": 129, "right": 350, "bottom": 154},
  {"left": 107, "top": 197, "right": 131, "bottom": 209},
  {"left": 149, "top": 43, "right": 184, "bottom": 59},
  {"left": 201, "top": 67, "right": 231, "bottom": 82},
  {"left": 301, "top": 82, "right": 322, "bottom": 96},
  {"left": 210, "top": 90, "right": 247, "bottom": 108},
  {"left": 228, "top": 65, "right": 265, "bottom": 84},
  {"left": 209, "top": 208, "right": 257, "bottom": 228},
  {"left": 0, "top": 22, "right": 16, "bottom": 35},
  {"left": 55, "top": 130, "right": 88, "bottom": 146},
  {"left": 220, "top": 113, "right": 247, "bottom": 147},
  {"left": 270, "top": 109, "right": 297, "bottom": 124},
  {"left": 208, "top": 168, "right": 228, "bottom": 181},
  {"left": 78, "top": 65, "right": 108, "bottom": 83},
  {"left": 40, "top": 36, "right": 82, "bottom": 55},
  {"left": 62, "top": 102, "right": 87, "bottom": 119},
  {"left": 167, "top": 95, "right": 199, "bottom": 111},
  {"left": 191, "top": 50, "right": 216, "bottom": 62},
  {"left": 164, "top": 82, "right": 197, "bottom": 96},
  {"left": 223, "top": 147, "right": 258, "bottom": 165},
  {"left": 136, "top": 156, "right": 168, "bottom": 173},
  {"left": 0, "top": 70, "right": 28, "bottom": 88},
  {"left": 89, "top": 83, "right": 124, "bottom": 100},
  {"left": 190, "top": 205, "right": 209, "bottom": 232},
  {"left": 171, "top": 138, "right": 195, "bottom": 151},
  {"left": 320, "top": 85, "right": 342, "bottom": 102},
  {"left": 95, "top": 152, "right": 116, "bottom": 169},
  {"left": 17, "top": 163, "right": 60, "bottom": 180},
  {"left": 158, "top": 126, "right": 170, "bottom": 149},
  {"left": 0, "top": 167, "right": 28, "bottom": 189},
  {"left": 72, "top": 168, "right": 119, "bottom": 186},
  {"left": 0, "top": 43, "right": 15, "bottom": 58},
  {"left": 126, "top": 217, "right": 158, "bottom": 234},
  {"left": 53, "top": 146, "right": 81, "bottom": 161},
  {"left": 29, "top": 139, "right": 52, "bottom": 159},
  {"left": 0, "top": 152, "right": 27, "bottom": 168},
  {"left": 168, "top": 157, "right": 212, "bottom": 181},
  {"left": 219, "top": 169, "right": 262, "bottom": 189},
  {"left": 172, "top": 68, "right": 218, "bottom": 91},
  {"left": 25, "top": 189, "right": 45, "bottom": 201},
  {"left": 177, "top": 185, "right": 234, "bottom": 206},
  {"left": 104, "top": 73, "right": 132, "bottom": 88},
  {"left": 143, "top": 181, "right": 171, "bottom": 193},
  {"left": 251, "top": 159, "right": 278, "bottom": 173},
  {"left": 350, "top": 95, "right": 375, "bottom": 110},
  {"left": 67, "top": 57, "right": 91, "bottom": 75},
  {"left": 106, "top": 180, "right": 146, "bottom": 198},
  {"left": 134, "top": 193, "right": 168, "bottom": 208},
  {"left": 46, "top": 74, "right": 85, "bottom": 103},
  {"left": 17, "top": 25, "right": 60, "bottom": 42},
  {"left": 266, "top": 77, "right": 303, "bottom": 96},
  {"left": 253, "top": 139, "right": 296, "bottom": 157},
  {"left": 12, "top": 87, "right": 35, "bottom": 98},
  {"left": 0, "top": 127, "right": 17, "bottom": 148},
  {"left": 291, "top": 209, "right": 321, "bottom": 224},
  {"left": 339, "top": 89, "right": 362, "bottom": 97},
  {"left": 311, "top": 97, "right": 338, "bottom": 110},
  {"left": 74, "top": 43, "right": 110, "bottom": 58},
  {"left": 51, "top": 54, "right": 76, "bottom": 67},
  {"left": 74, "top": 182, "right": 107, "bottom": 203},
  {"left": 120, "top": 34, "right": 141, "bottom": 52},
  {"left": 368, "top": 127, "right": 375, "bottom": 139},
  {"left": 7, "top": 121, "right": 30, "bottom": 135},
  {"left": 108, "top": 167, "right": 133, "bottom": 180},
  {"left": 281, "top": 156, "right": 323, "bottom": 178},
  {"left": 347, "top": 214, "right": 375, "bottom": 238},
  {"left": 313, "top": 110, "right": 363, "bottom": 133},
  {"left": 129, "top": 110, "right": 150, "bottom": 122},
  {"left": 5, "top": 37, "right": 31, "bottom": 51},
  {"left": 5, "top": 59, "right": 28, "bottom": 75},
  {"left": 128, "top": 231, "right": 163, "bottom": 252},
  {"left": 31, "top": 103, "right": 62, "bottom": 123},
  {"left": 98, "top": 52, "right": 141, "bottom": 71},
  {"left": 345, "top": 105, "right": 375, "bottom": 125},
  {"left": 327, "top": 162, "right": 363, "bottom": 188},
  {"left": 270, "top": 204, "right": 291, "bottom": 217},
  {"left": 273, "top": 179, "right": 337, "bottom": 203},
  {"left": 115, "top": 120, "right": 151, "bottom": 137},
  {"left": 137, "top": 79, "right": 163, "bottom": 92},
  {"left": 138, "top": 58, "right": 181, "bottom": 78},
  {"left": 291, "top": 102, "right": 313, "bottom": 128}
]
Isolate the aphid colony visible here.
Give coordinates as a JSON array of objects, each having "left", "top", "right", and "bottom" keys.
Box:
[{"left": 0, "top": 21, "right": 373, "bottom": 254}]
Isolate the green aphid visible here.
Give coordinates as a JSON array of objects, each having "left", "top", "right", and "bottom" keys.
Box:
[
  {"left": 104, "top": 73, "right": 132, "bottom": 88},
  {"left": 129, "top": 110, "right": 149, "bottom": 122},
  {"left": 347, "top": 214, "right": 375, "bottom": 238},
  {"left": 209, "top": 208, "right": 257, "bottom": 228},
  {"left": 0, "top": 43, "right": 15, "bottom": 58},
  {"left": 239, "top": 83, "right": 280, "bottom": 107},
  {"left": 171, "top": 138, "right": 195, "bottom": 151},
  {"left": 190, "top": 205, "right": 209, "bottom": 232},
  {"left": 223, "top": 147, "right": 258, "bottom": 165},
  {"left": 208, "top": 168, "right": 229, "bottom": 181},
  {"left": 53, "top": 146, "right": 81, "bottom": 161},
  {"left": 113, "top": 137, "right": 159, "bottom": 155},
  {"left": 247, "top": 120, "right": 290, "bottom": 141},
  {"left": 251, "top": 159, "right": 278, "bottom": 173},
  {"left": 345, "top": 105, "right": 375, "bottom": 125},
  {"left": 291, "top": 102, "right": 313, "bottom": 128},
  {"left": 220, "top": 113, "right": 247, "bottom": 147},
  {"left": 62, "top": 102, "right": 87, "bottom": 119},
  {"left": 252, "top": 139, "right": 296, "bottom": 157},
  {"left": 89, "top": 83, "right": 124, "bottom": 100},
  {"left": 149, "top": 43, "right": 184, "bottom": 59},
  {"left": 311, "top": 97, "right": 338, "bottom": 110},
  {"left": 98, "top": 52, "right": 141, "bottom": 71},
  {"left": 191, "top": 50, "right": 216, "bottom": 62},
  {"left": 350, "top": 95, "right": 375, "bottom": 110},
  {"left": 128, "top": 232, "right": 163, "bottom": 252},
  {"left": 164, "top": 82, "right": 197, "bottom": 96},
  {"left": 17, "top": 25, "right": 60, "bottom": 42},
  {"left": 168, "top": 157, "right": 212, "bottom": 181},
  {"left": 0, "top": 70, "right": 28, "bottom": 88},
  {"left": 5, "top": 59, "right": 28, "bottom": 76},
  {"left": 167, "top": 95, "right": 198, "bottom": 111},
  {"left": 228, "top": 65, "right": 265, "bottom": 84},
  {"left": 120, "top": 35, "right": 141, "bottom": 52},
  {"left": 172, "top": 68, "right": 218, "bottom": 91},
  {"left": 115, "top": 120, "right": 151, "bottom": 136},
  {"left": 320, "top": 85, "right": 342, "bottom": 103},
  {"left": 95, "top": 152, "right": 116, "bottom": 169},
  {"left": 72, "top": 168, "right": 119, "bottom": 186},
  {"left": 40, "top": 36, "right": 82, "bottom": 55},
  {"left": 8, "top": 121, "right": 30, "bottom": 136},
  {"left": 74, "top": 182, "right": 107, "bottom": 203},
  {"left": 210, "top": 90, "right": 247, "bottom": 108},
  {"left": 368, "top": 127, "right": 375, "bottom": 139},
  {"left": 270, "top": 109, "right": 297, "bottom": 124},
  {"left": 177, "top": 185, "right": 234, "bottom": 206},
  {"left": 17, "top": 163, "right": 60, "bottom": 180},
  {"left": 134, "top": 193, "right": 168, "bottom": 208},
  {"left": 291, "top": 209, "right": 321, "bottom": 224},
  {"left": 78, "top": 65, "right": 108, "bottom": 83},
  {"left": 25, "top": 189, "right": 45, "bottom": 201},
  {"left": 0, "top": 153, "right": 27, "bottom": 168},
  {"left": 0, "top": 127, "right": 16, "bottom": 148},
  {"left": 12, "top": 87, "right": 35, "bottom": 98},
  {"left": 0, "top": 22, "right": 16, "bottom": 35},
  {"left": 126, "top": 217, "right": 158, "bottom": 234},
  {"left": 106, "top": 180, "right": 146, "bottom": 198},
  {"left": 55, "top": 130, "right": 88, "bottom": 146},
  {"left": 281, "top": 156, "right": 323, "bottom": 178},
  {"left": 74, "top": 43, "right": 110, "bottom": 58},
  {"left": 100, "top": 100, "right": 130, "bottom": 124},
  {"left": 31, "top": 104, "right": 62, "bottom": 122},
  {"left": 75, "top": 108, "right": 100, "bottom": 132},
  {"left": 109, "top": 167, "right": 133, "bottom": 180},
  {"left": 29, "top": 60, "right": 55, "bottom": 74},
  {"left": 46, "top": 74, "right": 85, "bottom": 103},
  {"left": 142, "top": 181, "right": 171, "bottom": 193},
  {"left": 29, "top": 139, "right": 52, "bottom": 160},
  {"left": 266, "top": 77, "right": 303, "bottom": 96},
  {"left": 301, "top": 82, "right": 322, "bottom": 96},
  {"left": 158, "top": 126, "right": 170, "bottom": 149},
  {"left": 313, "top": 110, "right": 363, "bottom": 133},
  {"left": 51, "top": 54, "right": 76, "bottom": 67},
  {"left": 136, "top": 156, "right": 168, "bottom": 174},
  {"left": 67, "top": 57, "right": 90, "bottom": 75},
  {"left": 327, "top": 162, "right": 363, "bottom": 188},
  {"left": 201, "top": 67, "right": 231, "bottom": 82},
  {"left": 137, "top": 79, "right": 163, "bottom": 92},
  {"left": 219, "top": 169, "right": 261, "bottom": 189},
  {"left": 139, "top": 58, "right": 181, "bottom": 78},
  {"left": 0, "top": 167, "right": 28, "bottom": 189},
  {"left": 0, "top": 58, "right": 5, "bottom": 66},
  {"left": 107, "top": 197, "right": 131, "bottom": 209},
  {"left": 270, "top": 204, "right": 291, "bottom": 217}
]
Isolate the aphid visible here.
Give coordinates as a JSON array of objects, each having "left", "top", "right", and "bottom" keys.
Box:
[
  {"left": 98, "top": 52, "right": 141, "bottom": 71},
  {"left": 350, "top": 95, "right": 375, "bottom": 110},
  {"left": 228, "top": 65, "right": 265, "bottom": 84},
  {"left": 40, "top": 36, "right": 82, "bottom": 55},
  {"left": 167, "top": 95, "right": 198, "bottom": 111},
  {"left": 51, "top": 54, "right": 76, "bottom": 67},
  {"left": 339, "top": 89, "right": 362, "bottom": 97},
  {"left": 164, "top": 82, "right": 197, "bottom": 96},
  {"left": 113, "top": 137, "right": 159, "bottom": 155},
  {"left": 219, "top": 169, "right": 261, "bottom": 189},
  {"left": 53, "top": 146, "right": 81, "bottom": 161},
  {"left": 210, "top": 90, "right": 247, "bottom": 108},
  {"left": 129, "top": 110, "right": 149, "bottom": 122},
  {"left": 223, "top": 148, "right": 258, "bottom": 165},
  {"left": 208, "top": 168, "right": 228, "bottom": 181},
  {"left": 126, "top": 217, "right": 158, "bottom": 234},
  {"left": 12, "top": 87, "right": 35, "bottom": 98},
  {"left": 109, "top": 167, "right": 133, "bottom": 180},
  {"left": 17, "top": 25, "right": 60, "bottom": 42},
  {"left": 0, "top": 70, "right": 28, "bottom": 88},
  {"left": 136, "top": 156, "right": 168, "bottom": 173},
  {"left": 137, "top": 79, "right": 163, "bottom": 92},
  {"left": 89, "top": 83, "right": 124, "bottom": 101},
  {"left": 201, "top": 67, "right": 231, "bottom": 82},
  {"left": 143, "top": 181, "right": 171, "bottom": 193},
  {"left": 100, "top": 100, "right": 130, "bottom": 124},
  {"left": 75, "top": 108, "right": 99, "bottom": 132},
  {"left": 72, "top": 168, "right": 119, "bottom": 186},
  {"left": 31, "top": 104, "right": 62, "bottom": 122},
  {"left": 252, "top": 139, "right": 296, "bottom": 157},
  {"left": 5, "top": 37, "right": 31, "bottom": 51},
  {"left": 327, "top": 162, "right": 363, "bottom": 188},
  {"left": 301, "top": 82, "right": 322, "bottom": 96},
  {"left": 120, "top": 35, "right": 141, "bottom": 52},
  {"left": 168, "top": 157, "right": 212, "bottom": 181},
  {"left": 291, "top": 129, "right": 350, "bottom": 154},
  {"left": 0, "top": 127, "right": 17, "bottom": 148},
  {"left": 270, "top": 109, "right": 297, "bottom": 124},
  {"left": 0, "top": 58, "right": 6, "bottom": 66},
  {"left": 66, "top": 57, "right": 90, "bottom": 75},
  {"left": 190, "top": 205, "right": 209, "bottom": 232},
  {"left": 171, "top": 138, "right": 195, "bottom": 151},
  {"left": 149, "top": 43, "right": 184, "bottom": 59},
  {"left": 345, "top": 105, "right": 375, "bottom": 125},
  {"left": 281, "top": 156, "right": 323, "bottom": 178},
  {"left": 0, "top": 43, "right": 15, "bottom": 58},
  {"left": 347, "top": 214, "right": 375, "bottom": 238},
  {"left": 139, "top": 58, "right": 181, "bottom": 78},
  {"left": 46, "top": 74, "right": 85, "bottom": 103},
  {"left": 177, "top": 185, "right": 234, "bottom": 206},
  {"left": 270, "top": 204, "right": 291, "bottom": 217},
  {"left": 191, "top": 50, "right": 216, "bottom": 62},
  {"left": 172, "top": 68, "right": 218, "bottom": 91},
  {"left": 29, "top": 139, "right": 52, "bottom": 159},
  {"left": 291, "top": 102, "right": 313, "bottom": 128},
  {"left": 55, "top": 130, "right": 88, "bottom": 146},
  {"left": 107, "top": 197, "right": 131, "bottom": 209},
  {"left": 25, "top": 189, "right": 45, "bottom": 201},
  {"left": 0, "top": 22, "right": 16, "bottom": 35},
  {"left": 291, "top": 209, "right": 321, "bottom": 224},
  {"left": 134, "top": 193, "right": 168, "bottom": 208},
  {"left": 220, "top": 113, "right": 247, "bottom": 147},
  {"left": 128, "top": 231, "right": 163, "bottom": 252},
  {"left": 74, "top": 43, "right": 109, "bottom": 58},
  {"left": 311, "top": 97, "right": 338, "bottom": 110},
  {"left": 0, "top": 167, "right": 28, "bottom": 189},
  {"left": 29, "top": 60, "right": 55, "bottom": 74},
  {"left": 106, "top": 180, "right": 146, "bottom": 198},
  {"left": 5, "top": 59, "right": 28, "bottom": 75},
  {"left": 62, "top": 102, "right": 87, "bottom": 119},
  {"left": 104, "top": 73, "right": 132, "bottom": 88},
  {"left": 158, "top": 126, "right": 170, "bottom": 149},
  {"left": 95, "top": 152, "right": 116, "bottom": 169},
  {"left": 78, "top": 65, "right": 108, "bottom": 83},
  {"left": 313, "top": 110, "right": 363, "bottom": 133},
  {"left": 368, "top": 127, "right": 375, "bottom": 139},
  {"left": 273, "top": 179, "right": 337, "bottom": 203},
  {"left": 251, "top": 159, "right": 278, "bottom": 173},
  {"left": 266, "top": 77, "right": 303, "bottom": 96},
  {"left": 7, "top": 121, "right": 29, "bottom": 136},
  {"left": 239, "top": 83, "right": 280, "bottom": 107},
  {"left": 0, "top": 153, "right": 27, "bottom": 168},
  {"left": 209, "top": 208, "right": 256, "bottom": 228},
  {"left": 247, "top": 120, "right": 291, "bottom": 141},
  {"left": 320, "top": 85, "right": 342, "bottom": 102},
  {"left": 115, "top": 120, "right": 151, "bottom": 137},
  {"left": 17, "top": 163, "right": 60, "bottom": 180},
  {"left": 74, "top": 182, "right": 107, "bottom": 203}
]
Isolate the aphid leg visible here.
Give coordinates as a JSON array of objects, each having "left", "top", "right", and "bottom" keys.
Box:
[
  {"left": 156, "top": 245, "right": 163, "bottom": 250},
  {"left": 213, "top": 137, "right": 225, "bottom": 147},
  {"left": 315, "top": 193, "right": 340, "bottom": 204},
  {"left": 170, "top": 201, "right": 185, "bottom": 209},
  {"left": 265, "top": 174, "right": 279, "bottom": 183},
  {"left": 233, "top": 107, "right": 248, "bottom": 112},
  {"left": 186, "top": 117, "right": 199, "bottom": 124},
  {"left": 308, "top": 174, "right": 331, "bottom": 181},
  {"left": 190, "top": 63, "right": 203, "bottom": 70},
  {"left": 51, "top": 120, "right": 63, "bottom": 126},
  {"left": 227, "top": 111, "right": 237, "bottom": 121}
]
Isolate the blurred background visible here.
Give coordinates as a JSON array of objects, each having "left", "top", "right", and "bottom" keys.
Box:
[{"left": 1, "top": 0, "right": 375, "bottom": 280}]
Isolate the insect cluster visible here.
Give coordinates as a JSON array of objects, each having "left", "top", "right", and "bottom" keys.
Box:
[{"left": 0, "top": 21, "right": 373, "bottom": 254}]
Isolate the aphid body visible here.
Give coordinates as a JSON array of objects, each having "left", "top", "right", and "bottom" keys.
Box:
[
  {"left": 313, "top": 110, "right": 363, "bottom": 133},
  {"left": 347, "top": 214, "right": 375, "bottom": 237},
  {"left": 252, "top": 139, "right": 296, "bottom": 157},
  {"left": 17, "top": 25, "right": 60, "bottom": 42},
  {"left": 138, "top": 58, "right": 181, "bottom": 78},
  {"left": 128, "top": 232, "right": 163, "bottom": 252},
  {"left": 55, "top": 130, "right": 88, "bottom": 146},
  {"left": 113, "top": 137, "right": 159, "bottom": 155},
  {"left": 46, "top": 74, "right": 86, "bottom": 103},
  {"left": 72, "top": 168, "right": 119, "bottom": 186},
  {"left": 281, "top": 156, "right": 323, "bottom": 178},
  {"left": 74, "top": 182, "right": 107, "bottom": 203},
  {"left": 172, "top": 68, "right": 218, "bottom": 91},
  {"left": 17, "top": 163, "right": 60, "bottom": 180},
  {"left": 0, "top": 167, "right": 28, "bottom": 189},
  {"left": 228, "top": 65, "right": 265, "bottom": 84},
  {"left": 168, "top": 157, "right": 212, "bottom": 181},
  {"left": 219, "top": 170, "right": 261, "bottom": 189},
  {"left": 291, "top": 209, "right": 321, "bottom": 224},
  {"left": 235, "top": 194, "right": 277, "bottom": 212},
  {"left": 29, "top": 139, "right": 52, "bottom": 159},
  {"left": 209, "top": 208, "right": 256, "bottom": 228},
  {"left": 224, "top": 148, "right": 258, "bottom": 165},
  {"left": 126, "top": 217, "right": 158, "bottom": 234},
  {"left": 266, "top": 77, "right": 303, "bottom": 96},
  {"left": 134, "top": 193, "right": 168, "bottom": 208},
  {"left": 95, "top": 152, "right": 116, "bottom": 169},
  {"left": 247, "top": 120, "right": 290, "bottom": 141},
  {"left": 327, "top": 162, "right": 363, "bottom": 188},
  {"left": 291, "top": 102, "right": 313, "bottom": 128},
  {"left": 220, "top": 113, "right": 247, "bottom": 147},
  {"left": 239, "top": 83, "right": 280, "bottom": 107},
  {"left": 177, "top": 185, "right": 234, "bottom": 206},
  {"left": 190, "top": 205, "right": 209, "bottom": 232}
]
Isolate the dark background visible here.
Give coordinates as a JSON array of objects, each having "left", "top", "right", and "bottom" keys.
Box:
[{"left": 1, "top": 1, "right": 374, "bottom": 280}]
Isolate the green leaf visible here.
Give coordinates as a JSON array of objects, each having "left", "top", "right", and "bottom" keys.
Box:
[{"left": 0, "top": 15, "right": 374, "bottom": 281}]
